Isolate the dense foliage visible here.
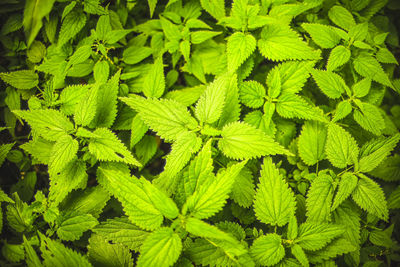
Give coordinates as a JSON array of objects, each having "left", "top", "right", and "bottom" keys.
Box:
[{"left": 1, "top": 0, "right": 400, "bottom": 266}]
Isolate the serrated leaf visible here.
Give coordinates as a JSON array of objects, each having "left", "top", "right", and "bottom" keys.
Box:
[
  {"left": 88, "top": 128, "right": 141, "bottom": 166},
  {"left": 250, "top": 234, "right": 285, "bottom": 266},
  {"left": 352, "top": 173, "right": 388, "bottom": 221},
  {"left": 23, "top": 235, "right": 42, "bottom": 267},
  {"left": 93, "top": 217, "right": 150, "bottom": 252},
  {"left": 239, "top": 81, "right": 266, "bottom": 108},
  {"left": 88, "top": 234, "right": 133, "bottom": 267},
  {"left": 276, "top": 93, "right": 327, "bottom": 122},
  {"left": 123, "top": 46, "right": 153, "bottom": 65},
  {"left": 352, "top": 78, "right": 371, "bottom": 98},
  {"left": 216, "top": 74, "right": 241, "bottom": 127},
  {"left": 254, "top": 157, "right": 296, "bottom": 226},
  {"left": 98, "top": 164, "right": 178, "bottom": 230},
  {"left": 143, "top": 57, "right": 165, "bottom": 98},
  {"left": 200, "top": 0, "right": 225, "bottom": 20},
  {"left": 186, "top": 161, "right": 246, "bottom": 219},
  {"left": 331, "top": 173, "right": 358, "bottom": 211},
  {"left": 349, "top": 23, "right": 368, "bottom": 42},
  {"left": 57, "top": 213, "right": 98, "bottom": 241},
  {"left": 74, "top": 84, "right": 98, "bottom": 126},
  {"left": 0, "top": 70, "right": 39, "bottom": 89},
  {"left": 327, "top": 45, "right": 351, "bottom": 71},
  {"left": 13, "top": 109, "right": 73, "bottom": 141},
  {"left": 195, "top": 75, "right": 229, "bottom": 124},
  {"left": 231, "top": 166, "right": 255, "bottom": 208},
  {"left": 302, "top": 23, "right": 341, "bottom": 49},
  {"left": 291, "top": 244, "right": 309, "bottom": 267},
  {"left": 267, "top": 67, "right": 281, "bottom": 98},
  {"left": 297, "top": 223, "right": 344, "bottom": 251},
  {"left": 388, "top": 186, "right": 400, "bottom": 209},
  {"left": 353, "top": 102, "right": 385, "bottom": 135},
  {"left": 120, "top": 96, "right": 198, "bottom": 142},
  {"left": 130, "top": 114, "right": 148, "bottom": 148},
  {"left": 310, "top": 69, "right": 348, "bottom": 99},
  {"left": 137, "top": 227, "right": 182, "bottom": 267},
  {"left": 325, "top": 123, "right": 359, "bottom": 168},
  {"left": 332, "top": 100, "right": 352, "bottom": 122},
  {"left": 59, "top": 84, "right": 90, "bottom": 115},
  {"left": 0, "top": 143, "right": 14, "bottom": 166},
  {"left": 307, "top": 237, "right": 357, "bottom": 263},
  {"left": 227, "top": 32, "right": 256, "bottom": 72},
  {"left": 298, "top": 121, "right": 327, "bottom": 165},
  {"left": 258, "top": 23, "right": 320, "bottom": 61},
  {"left": 191, "top": 31, "right": 222, "bottom": 44},
  {"left": 306, "top": 174, "right": 334, "bottom": 222},
  {"left": 48, "top": 135, "right": 78, "bottom": 176},
  {"left": 353, "top": 52, "right": 393, "bottom": 88},
  {"left": 376, "top": 47, "right": 398, "bottom": 64},
  {"left": 218, "top": 121, "right": 289, "bottom": 160},
  {"left": 328, "top": 5, "right": 356, "bottom": 31},
  {"left": 369, "top": 155, "right": 400, "bottom": 181},
  {"left": 58, "top": 10, "right": 87, "bottom": 47},
  {"left": 278, "top": 61, "right": 315, "bottom": 94},
  {"left": 359, "top": 134, "right": 400, "bottom": 173}
]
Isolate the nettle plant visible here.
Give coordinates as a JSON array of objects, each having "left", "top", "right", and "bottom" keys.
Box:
[{"left": 1, "top": 0, "right": 400, "bottom": 266}]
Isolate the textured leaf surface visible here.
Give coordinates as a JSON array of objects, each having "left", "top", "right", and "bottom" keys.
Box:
[
  {"left": 0, "top": 70, "right": 39, "bottom": 89},
  {"left": 239, "top": 81, "right": 266, "bottom": 108},
  {"left": 137, "top": 227, "right": 182, "bottom": 267},
  {"left": 302, "top": 23, "right": 341, "bottom": 48},
  {"left": 327, "top": 45, "right": 351, "bottom": 71},
  {"left": 254, "top": 158, "right": 296, "bottom": 226},
  {"left": 57, "top": 213, "right": 98, "bottom": 241},
  {"left": 353, "top": 53, "right": 393, "bottom": 88},
  {"left": 227, "top": 32, "right": 256, "bottom": 72},
  {"left": 297, "top": 223, "right": 344, "bottom": 251},
  {"left": 49, "top": 135, "right": 78, "bottom": 176},
  {"left": 250, "top": 234, "right": 285, "bottom": 266},
  {"left": 306, "top": 174, "right": 334, "bottom": 222},
  {"left": 143, "top": 57, "right": 165, "bottom": 98},
  {"left": 331, "top": 173, "right": 358, "bottom": 211},
  {"left": 353, "top": 102, "right": 385, "bottom": 136},
  {"left": 310, "top": 69, "right": 348, "bottom": 99},
  {"left": 298, "top": 121, "right": 327, "bottom": 165},
  {"left": 276, "top": 93, "right": 326, "bottom": 122},
  {"left": 218, "top": 121, "right": 289, "bottom": 160},
  {"left": 308, "top": 237, "right": 356, "bottom": 263}
]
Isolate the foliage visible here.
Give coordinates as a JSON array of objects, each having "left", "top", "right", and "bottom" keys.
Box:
[{"left": 0, "top": 0, "right": 400, "bottom": 266}]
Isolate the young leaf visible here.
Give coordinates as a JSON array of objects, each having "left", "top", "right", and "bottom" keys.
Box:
[
  {"left": 143, "top": 57, "right": 165, "bottom": 98},
  {"left": 57, "top": 212, "right": 98, "bottom": 241},
  {"left": 231, "top": 166, "right": 255, "bottom": 208},
  {"left": 0, "top": 143, "right": 14, "bottom": 166},
  {"left": 331, "top": 173, "right": 358, "bottom": 211},
  {"left": 297, "top": 223, "right": 344, "bottom": 251},
  {"left": 359, "top": 134, "right": 400, "bottom": 174},
  {"left": 13, "top": 109, "right": 74, "bottom": 141},
  {"left": 325, "top": 123, "right": 359, "bottom": 168},
  {"left": 310, "top": 69, "right": 348, "bottom": 99},
  {"left": 307, "top": 237, "right": 357, "bottom": 263},
  {"left": 218, "top": 121, "right": 289, "bottom": 160},
  {"left": 200, "top": 0, "right": 225, "bottom": 20},
  {"left": 74, "top": 84, "right": 99, "bottom": 127},
  {"left": 250, "top": 234, "right": 285, "bottom": 266},
  {"left": 23, "top": 235, "right": 42, "bottom": 267},
  {"left": 353, "top": 102, "right": 385, "bottom": 136},
  {"left": 291, "top": 244, "right": 309, "bottom": 267},
  {"left": 352, "top": 173, "right": 389, "bottom": 221},
  {"left": 48, "top": 135, "right": 78, "bottom": 176},
  {"left": 186, "top": 161, "right": 246, "bottom": 219},
  {"left": 327, "top": 45, "right": 351, "bottom": 71},
  {"left": 332, "top": 100, "right": 352, "bottom": 122},
  {"left": 376, "top": 47, "right": 398, "bottom": 64},
  {"left": 298, "top": 121, "right": 327, "bottom": 165},
  {"left": 352, "top": 78, "right": 371, "bottom": 98},
  {"left": 302, "top": 23, "right": 341, "bottom": 49},
  {"left": 353, "top": 52, "right": 393, "bottom": 88},
  {"left": 306, "top": 174, "right": 334, "bottom": 222},
  {"left": 278, "top": 61, "right": 315, "bottom": 94},
  {"left": 227, "top": 32, "right": 256, "bottom": 72},
  {"left": 328, "top": 5, "right": 356, "bottom": 31},
  {"left": 137, "top": 227, "right": 182, "bottom": 267},
  {"left": 258, "top": 23, "right": 320, "bottom": 61},
  {"left": 0, "top": 70, "right": 39, "bottom": 89},
  {"left": 254, "top": 157, "right": 296, "bottom": 226},
  {"left": 88, "top": 128, "right": 141, "bottom": 166},
  {"left": 120, "top": 96, "right": 198, "bottom": 141},
  {"left": 58, "top": 10, "right": 87, "bottom": 47},
  {"left": 130, "top": 115, "right": 149, "bottom": 148},
  {"left": 123, "top": 46, "right": 153, "bottom": 65},
  {"left": 239, "top": 81, "right": 266, "bottom": 108}
]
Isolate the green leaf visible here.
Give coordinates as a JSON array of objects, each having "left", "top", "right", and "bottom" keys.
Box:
[
  {"left": 250, "top": 234, "right": 285, "bottom": 266},
  {"left": 327, "top": 45, "right": 351, "bottom": 71},
  {"left": 302, "top": 23, "right": 341, "bottom": 49},
  {"left": 23, "top": 0, "right": 56, "bottom": 47},
  {"left": 333, "top": 100, "right": 352, "bottom": 122},
  {"left": 123, "top": 46, "right": 153, "bottom": 65},
  {"left": 59, "top": 84, "right": 90, "bottom": 115},
  {"left": 331, "top": 173, "right": 358, "bottom": 211},
  {"left": 376, "top": 47, "right": 398, "bottom": 64},
  {"left": 369, "top": 225, "right": 394, "bottom": 248},
  {"left": 218, "top": 121, "right": 289, "bottom": 160},
  {"left": 278, "top": 61, "right": 315, "bottom": 94},
  {"left": 1, "top": 242, "right": 24, "bottom": 263},
  {"left": 239, "top": 81, "right": 266, "bottom": 108},
  {"left": 93, "top": 217, "right": 150, "bottom": 252},
  {"left": 267, "top": 67, "right": 282, "bottom": 98},
  {"left": 328, "top": 5, "right": 356, "bottom": 31},
  {"left": 137, "top": 227, "right": 182, "bottom": 267},
  {"left": 185, "top": 217, "right": 239, "bottom": 243},
  {"left": 143, "top": 57, "right": 165, "bottom": 98},
  {"left": 231, "top": 166, "right": 255, "bottom": 208},
  {"left": 325, "top": 123, "right": 359, "bottom": 168},
  {"left": 353, "top": 102, "right": 385, "bottom": 135},
  {"left": 254, "top": 157, "right": 296, "bottom": 226},
  {"left": 0, "top": 143, "right": 14, "bottom": 166},
  {"left": 349, "top": 23, "right": 368, "bottom": 42},
  {"left": 353, "top": 52, "right": 393, "bottom": 88},
  {"left": 200, "top": 0, "right": 225, "bottom": 19},
  {"left": 359, "top": 134, "right": 400, "bottom": 173},
  {"left": 310, "top": 69, "right": 348, "bottom": 99},
  {"left": 40, "top": 233, "right": 92, "bottom": 267},
  {"left": 307, "top": 237, "right": 357, "bottom": 263},
  {"left": 195, "top": 75, "right": 229, "bottom": 124},
  {"left": 291, "top": 244, "right": 309, "bottom": 267},
  {"left": 216, "top": 74, "right": 241, "bottom": 127},
  {"left": 186, "top": 161, "right": 246, "bottom": 219},
  {"left": 120, "top": 96, "right": 198, "bottom": 142},
  {"left": 13, "top": 109, "right": 74, "bottom": 141},
  {"left": 276, "top": 93, "right": 327, "bottom": 122},
  {"left": 298, "top": 121, "right": 327, "bottom": 165},
  {"left": 0, "top": 70, "right": 39, "bottom": 89},
  {"left": 93, "top": 60, "right": 110, "bottom": 83},
  {"left": 388, "top": 186, "right": 400, "bottom": 209},
  {"left": 48, "top": 135, "right": 78, "bottom": 176},
  {"left": 68, "top": 45, "right": 92, "bottom": 66},
  {"left": 306, "top": 174, "right": 334, "bottom": 222},
  {"left": 98, "top": 164, "right": 178, "bottom": 230},
  {"left": 165, "top": 85, "right": 206, "bottom": 107},
  {"left": 88, "top": 234, "right": 134, "bottom": 267},
  {"left": 258, "top": 23, "right": 320, "bottom": 61},
  {"left": 58, "top": 10, "right": 87, "bottom": 47},
  {"left": 352, "top": 78, "right": 371, "bottom": 98},
  {"left": 191, "top": 31, "right": 222, "bottom": 44},
  {"left": 74, "top": 84, "right": 98, "bottom": 126},
  {"left": 147, "top": 0, "right": 157, "bottom": 17},
  {"left": 84, "top": 0, "right": 106, "bottom": 15},
  {"left": 297, "top": 222, "right": 344, "bottom": 251},
  {"left": 57, "top": 212, "right": 98, "bottom": 241},
  {"left": 352, "top": 173, "right": 389, "bottom": 221},
  {"left": 369, "top": 155, "right": 400, "bottom": 181},
  {"left": 227, "top": 32, "right": 256, "bottom": 72},
  {"left": 88, "top": 128, "right": 141, "bottom": 166},
  {"left": 23, "top": 235, "right": 42, "bottom": 267}
]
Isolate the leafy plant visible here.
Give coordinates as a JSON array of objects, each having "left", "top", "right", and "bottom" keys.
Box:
[{"left": 1, "top": 0, "right": 400, "bottom": 266}]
